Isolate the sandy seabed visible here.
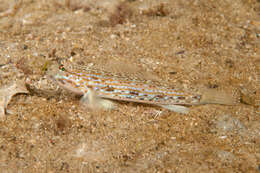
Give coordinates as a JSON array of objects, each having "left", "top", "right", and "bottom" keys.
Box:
[{"left": 0, "top": 0, "right": 259, "bottom": 172}]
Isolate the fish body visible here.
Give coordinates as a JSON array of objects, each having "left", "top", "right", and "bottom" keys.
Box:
[{"left": 51, "top": 65, "right": 237, "bottom": 114}]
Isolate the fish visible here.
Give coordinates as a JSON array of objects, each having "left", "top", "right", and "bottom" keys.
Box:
[{"left": 48, "top": 64, "right": 239, "bottom": 114}]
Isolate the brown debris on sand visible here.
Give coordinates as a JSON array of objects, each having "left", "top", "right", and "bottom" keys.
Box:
[{"left": 0, "top": 0, "right": 22, "bottom": 18}]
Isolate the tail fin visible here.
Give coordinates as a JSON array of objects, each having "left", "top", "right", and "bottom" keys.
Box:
[{"left": 199, "top": 89, "right": 240, "bottom": 105}]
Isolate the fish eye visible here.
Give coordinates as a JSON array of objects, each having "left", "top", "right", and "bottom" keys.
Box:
[{"left": 59, "top": 65, "right": 65, "bottom": 71}]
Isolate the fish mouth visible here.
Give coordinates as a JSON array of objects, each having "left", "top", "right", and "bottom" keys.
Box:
[{"left": 54, "top": 77, "right": 85, "bottom": 96}]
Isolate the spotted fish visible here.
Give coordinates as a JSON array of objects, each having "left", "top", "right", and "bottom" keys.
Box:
[{"left": 49, "top": 64, "right": 238, "bottom": 114}]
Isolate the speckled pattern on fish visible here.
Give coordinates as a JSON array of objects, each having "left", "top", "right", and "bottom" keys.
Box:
[{"left": 53, "top": 65, "right": 201, "bottom": 106}]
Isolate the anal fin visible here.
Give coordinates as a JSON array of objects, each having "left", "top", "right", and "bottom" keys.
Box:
[{"left": 159, "top": 104, "right": 189, "bottom": 114}]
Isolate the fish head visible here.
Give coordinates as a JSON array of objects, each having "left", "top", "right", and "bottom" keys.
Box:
[{"left": 47, "top": 63, "right": 85, "bottom": 95}]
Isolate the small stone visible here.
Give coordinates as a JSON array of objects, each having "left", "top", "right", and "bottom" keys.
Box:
[
  {"left": 214, "top": 114, "right": 245, "bottom": 135},
  {"left": 240, "top": 92, "right": 256, "bottom": 106}
]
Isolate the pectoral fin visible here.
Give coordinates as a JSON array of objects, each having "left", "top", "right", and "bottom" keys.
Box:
[{"left": 81, "top": 89, "right": 115, "bottom": 110}]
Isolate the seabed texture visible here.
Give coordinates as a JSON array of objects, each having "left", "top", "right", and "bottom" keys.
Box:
[{"left": 0, "top": 0, "right": 259, "bottom": 172}]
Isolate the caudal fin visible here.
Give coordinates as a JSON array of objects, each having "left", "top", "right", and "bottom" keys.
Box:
[{"left": 199, "top": 89, "right": 240, "bottom": 105}]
